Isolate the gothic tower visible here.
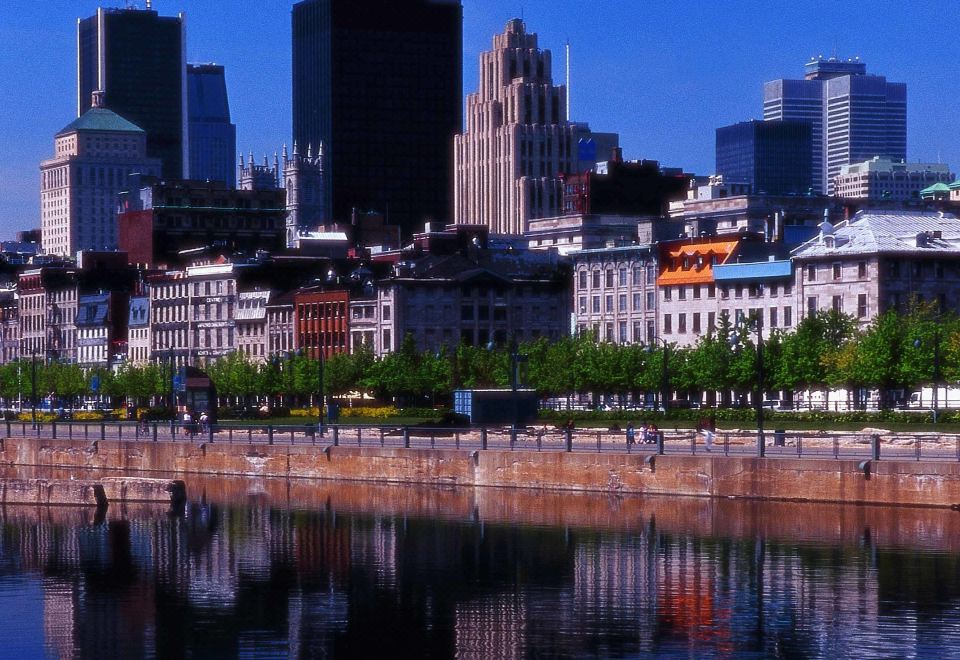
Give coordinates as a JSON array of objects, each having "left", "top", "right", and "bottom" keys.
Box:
[{"left": 283, "top": 141, "right": 327, "bottom": 246}]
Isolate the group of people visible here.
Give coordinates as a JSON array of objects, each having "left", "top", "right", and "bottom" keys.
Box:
[
  {"left": 624, "top": 421, "right": 661, "bottom": 445},
  {"left": 181, "top": 410, "right": 210, "bottom": 436}
]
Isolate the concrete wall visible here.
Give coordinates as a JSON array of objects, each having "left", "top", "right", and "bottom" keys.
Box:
[{"left": 2, "top": 437, "right": 960, "bottom": 508}]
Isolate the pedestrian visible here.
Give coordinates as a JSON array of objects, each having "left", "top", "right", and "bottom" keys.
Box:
[
  {"left": 199, "top": 411, "right": 209, "bottom": 435},
  {"left": 182, "top": 410, "right": 193, "bottom": 437},
  {"left": 648, "top": 422, "right": 659, "bottom": 444},
  {"left": 626, "top": 422, "right": 635, "bottom": 446},
  {"left": 698, "top": 415, "right": 716, "bottom": 452},
  {"left": 640, "top": 421, "right": 649, "bottom": 444}
]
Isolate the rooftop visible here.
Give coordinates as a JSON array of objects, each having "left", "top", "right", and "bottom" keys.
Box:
[
  {"left": 56, "top": 108, "right": 145, "bottom": 136},
  {"left": 792, "top": 210, "right": 960, "bottom": 258}
]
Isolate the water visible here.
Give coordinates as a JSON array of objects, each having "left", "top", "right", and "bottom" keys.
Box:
[{"left": 1, "top": 475, "right": 960, "bottom": 658}]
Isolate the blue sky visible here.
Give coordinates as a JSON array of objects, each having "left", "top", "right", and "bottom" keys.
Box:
[{"left": 1, "top": 1, "right": 957, "bottom": 239}]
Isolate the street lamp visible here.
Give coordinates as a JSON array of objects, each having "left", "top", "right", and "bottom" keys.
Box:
[
  {"left": 507, "top": 335, "right": 528, "bottom": 431},
  {"left": 30, "top": 350, "right": 38, "bottom": 430},
  {"left": 913, "top": 321, "right": 942, "bottom": 424},
  {"left": 646, "top": 336, "right": 670, "bottom": 413},
  {"left": 729, "top": 313, "right": 765, "bottom": 456}
]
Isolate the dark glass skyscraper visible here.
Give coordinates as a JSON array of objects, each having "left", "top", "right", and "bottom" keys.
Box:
[
  {"left": 187, "top": 64, "right": 237, "bottom": 187},
  {"left": 716, "top": 120, "right": 813, "bottom": 196},
  {"left": 292, "top": 0, "right": 463, "bottom": 236},
  {"left": 78, "top": 7, "right": 186, "bottom": 180}
]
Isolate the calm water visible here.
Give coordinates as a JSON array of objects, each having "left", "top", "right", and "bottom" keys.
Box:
[{"left": 1, "top": 476, "right": 960, "bottom": 659}]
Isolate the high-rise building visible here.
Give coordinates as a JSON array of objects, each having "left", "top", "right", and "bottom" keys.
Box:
[
  {"left": 292, "top": 0, "right": 462, "bottom": 236},
  {"left": 716, "top": 120, "right": 812, "bottom": 195},
  {"left": 78, "top": 7, "right": 187, "bottom": 179},
  {"left": 454, "top": 19, "right": 618, "bottom": 235},
  {"left": 763, "top": 58, "right": 906, "bottom": 195},
  {"left": 187, "top": 63, "right": 236, "bottom": 187},
  {"left": 41, "top": 94, "right": 162, "bottom": 257}
]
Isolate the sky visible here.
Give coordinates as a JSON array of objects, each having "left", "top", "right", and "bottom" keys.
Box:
[{"left": 0, "top": 0, "right": 958, "bottom": 240}]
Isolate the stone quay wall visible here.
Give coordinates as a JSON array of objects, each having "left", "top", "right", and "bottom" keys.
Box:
[{"left": 1, "top": 437, "right": 959, "bottom": 508}]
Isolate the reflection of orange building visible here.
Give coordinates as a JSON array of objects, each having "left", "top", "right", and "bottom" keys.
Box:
[{"left": 294, "top": 289, "right": 349, "bottom": 358}]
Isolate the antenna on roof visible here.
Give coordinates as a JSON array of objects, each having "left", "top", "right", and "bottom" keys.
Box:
[{"left": 565, "top": 39, "right": 571, "bottom": 120}]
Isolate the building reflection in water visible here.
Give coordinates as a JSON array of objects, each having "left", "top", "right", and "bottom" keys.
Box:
[{"left": 0, "top": 488, "right": 959, "bottom": 657}]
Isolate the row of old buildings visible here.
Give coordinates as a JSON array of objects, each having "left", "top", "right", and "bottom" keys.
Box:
[{"left": 3, "top": 208, "right": 960, "bottom": 371}]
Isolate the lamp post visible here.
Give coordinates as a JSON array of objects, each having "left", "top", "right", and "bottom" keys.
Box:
[
  {"left": 914, "top": 320, "right": 942, "bottom": 424},
  {"left": 507, "top": 336, "right": 528, "bottom": 431},
  {"left": 317, "top": 346, "right": 325, "bottom": 436},
  {"left": 646, "top": 336, "right": 670, "bottom": 413},
  {"left": 30, "top": 350, "right": 38, "bottom": 430},
  {"left": 730, "top": 314, "right": 765, "bottom": 456}
]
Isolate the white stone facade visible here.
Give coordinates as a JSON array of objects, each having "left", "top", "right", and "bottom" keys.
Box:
[{"left": 572, "top": 246, "right": 658, "bottom": 344}]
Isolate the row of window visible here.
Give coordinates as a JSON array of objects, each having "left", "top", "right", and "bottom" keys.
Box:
[
  {"left": 664, "top": 307, "right": 796, "bottom": 335},
  {"left": 577, "top": 265, "right": 656, "bottom": 291},
  {"left": 579, "top": 292, "right": 657, "bottom": 315}
]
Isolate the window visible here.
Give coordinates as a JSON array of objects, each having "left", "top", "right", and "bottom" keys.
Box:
[
  {"left": 646, "top": 321, "right": 655, "bottom": 342},
  {"left": 858, "top": 261, "right": 867, "bottom": 279},
  {"left": 807, "top": 264, "right": 817, "bottom": 281},
  {"left": 592, "top": 271, "right": 601, "bottom": 288},
  {"left": 770, "top": 284, "right": 778, "bottom": 298},
  {"left": 605, "top": 270, "right": 614, "bottom": 288},
  {"left": 605, "top": 323, "right": 614, "bottom": 341},
  {"left": 664, "top": 287, "right": 672, "bottom": 301},
  {"left": 461, "top": 305, "right": 474, "bottom": 321},
  {"left": 888, "top": 260, "right": 900, "bottom": 278},
  {"left": 592, "top": 296, "right": 600, "bottom": 313},
  {"left": 618, "top": 268, "right": 628, "bottom": 286},
  {"left": 579, "top": 271, "right": 587, "bottom": 289},
  {"left": 618, "top": 295, "right": 627, "bottom": 312},
  {"left": 633, "top": 267, "right": 643, "bottom": 284},
  {"left": 770, "top": 307, "right": 778, "bottom": 328},
  {"left": 832, "top": 263, "right": 842, "bottom": 280},
  {"left": 832, "top": 295, "right": 843, "bottom": 313},
  {"left": 783, "top": 282, "right": 793, "bottom": 296},
  {"left": 382, "top": 329, "right": 392, "bottom": 352},
  {"left": 633, "top": 293, "right": 642, "bottom": 310},
  {"left": 663, "top": 314, "right": 672, "bottom": 334},
  {"left": 618, "top": 321, "right": 627, "bottom": 343},
  {"left": 678, "top": 286, "right": 686, "bottom": 301},
  {"left": 692, "top": 313, "right": 701, "bottom": 333},
  {"left": 807, "top": 296, "right": 817, "bottom": 315},
  {"left": 784, "top": 306, "right": 793, "bottom": 327},
  {"left": 720, "top": 285, "right": 729, "bottom": 299},
  {"left": 647, "top": 292, "right": 656, "bottom": 309},
  {"left": 912, "top": 261, "right": 922, "bottom": 278},
  {"left": 382, "top": 305, "right": 391, "bottom": 320},
  {"left": 937, "top": 262, "right": 945, "bottom": 279},
  {"left": 693, "top": 285, "right": 701, "bottom": 300},
  {"left": 605, "top": 295, "right": 613, "bottom": 312},
  {"left": 578, "top": 297, "right": 587, "bottom": 314},
  {"left": 735, "top": 284, "right": 743, "bottom": 298},
  {"left": 708, "top": 284, "right": 716, "bottom": 299},
  {"left": 857, "top": 294, "right": 868, "bottom": 318},
  {"left": 677, "top": 314, "right": 686, "bottom": 333},
  {"left": 708, "top": 312, "right": 716, "bottom": 332}
]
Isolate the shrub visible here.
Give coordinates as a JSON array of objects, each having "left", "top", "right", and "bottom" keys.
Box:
[
  {"left": 341, "top": 406, "right": 399, "bottom": 419},
  {"left": 290, "top": 407, "right": 321, "bottom": 418},
  {"left": 72, "top": 411, "right": 105, "bottom": 422},
  {"left": 16, "top": 412, "right": 57, "bottom": 423}
]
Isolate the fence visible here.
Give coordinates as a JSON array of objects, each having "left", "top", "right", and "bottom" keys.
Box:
[{"left": 5, "top": 420, "right": 960, "bottom": 463}]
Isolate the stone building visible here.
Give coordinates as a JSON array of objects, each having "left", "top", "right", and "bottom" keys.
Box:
[
  {"left": 361, "top": 225, "right": 570, "bottom": 356},
  {"left": 454, "top": 19, "right": 616, "bottom": 234},
  {"left": 657, "top": 237, "right": 796, "bottom": 347},
  {"left": 235, "top": 290, "right": 271, "bottom": 363},
  {"left": 833, "top": 157, "right": 953, "bottom": 202},
  {"left": 0, "top": 286, "right": 19, "bottom": 364},
  {"left": 571, "top": 245, "right": 658, "bottom": 344},
  {"left": 266, "top": 293, "right": 295, "bottom": 356},
  {"left": 792, "top": 210, "right": 960, "bottom": 325},
  {"left": 127, "top": 296, "right": 150, "bottom": 365},
  {"left": 41, "top": 96, "right": 161, "bottom": 256}
]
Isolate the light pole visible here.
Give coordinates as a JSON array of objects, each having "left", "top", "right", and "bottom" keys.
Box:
[
  {"left": 507, "top": 336, "right": 528, "bottom": 431},
  {"left": 730, "top": 314, "right": 764, "bottom": 456},
  {"left": 646, "top": 336, "right": 670, "bottom": 413},
  {"left": 317, "top": 347, "right": 326, "bottom": 436},
  {"left": 30, "top": 350, "right": 38, "bottom": 430},
  {"left": 914, "top": 319, "right": 942, "bottom": 424}
]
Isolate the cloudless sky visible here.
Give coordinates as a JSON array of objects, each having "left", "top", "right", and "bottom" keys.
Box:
[{"left": 1, "top": 1, "right": 958, "bottom": 239}]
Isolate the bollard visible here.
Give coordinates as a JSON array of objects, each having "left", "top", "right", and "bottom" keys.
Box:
[
  {"left": 403, "top": 426, "right": 410, "bottom": 448},
  {"left": 333, "top": 426, "right": 340, "bottom": 446},
  {"left": 872, "top": 434, "right": 881, "bottom": 461},
  {"left": 757, "top": 430, "right": 765, "bottom": 458},
  {"left": 657, "top": 431, "right": 665, "bottom": 456},
  {"left": 268, "top": 425, "right": 274, "bottom": 445},
  {"left": 510, "top": 427, "right": 517, "bottom": 450},
  {"left": 100, "top": 423, "right": 105, "bottom": 442},
  {"left": 4, "top": 420, "right": 8, "bottom": 437},
  {"left": 481, "top": 427, "right": 488, "bottom": 450},
  {"left": 152, "top": 423, "right": 158, "bottom": 443},
  {"left": 565, "top": 427, "right": 572, "bottom": 452},
  {"left": 209, "top": 424, "right": 215, "bottom": 444},
  {"left": 51, "top": 421, "right": 57, "bottom": 440},
  {"left": 774, "top": 429, "right": 786, "bottom": 447}
]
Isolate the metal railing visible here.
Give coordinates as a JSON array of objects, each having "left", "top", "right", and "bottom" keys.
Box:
[{"left": 5, "top": 420, "right": 960, "bottom": 463}]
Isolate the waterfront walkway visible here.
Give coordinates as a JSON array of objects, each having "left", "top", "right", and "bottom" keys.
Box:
[{"left": 5, "top": 420, "right": 960, "bottom": 463}]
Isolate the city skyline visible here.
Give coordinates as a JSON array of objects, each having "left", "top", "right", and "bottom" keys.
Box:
[{"left": 1, "top": 0, "right": 959, "bottom": 238}]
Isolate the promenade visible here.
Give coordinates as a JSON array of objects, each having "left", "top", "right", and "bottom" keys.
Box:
[{"left": 5, "top": 419, "right": 960, "bottom": 463}]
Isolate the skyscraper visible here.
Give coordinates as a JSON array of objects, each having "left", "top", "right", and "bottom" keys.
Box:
[
  {"left": 454, "top": 19, "right": 618, "bottom": 234},
  {"left": 716, "top": 120, "right": 812, "bottom": 195},
  {"left": 188, "top": 64, "right": 236, "bottom": 187},
  {"left": 78, "top": 7, "right": 187, "bottom": 179},
  {"left": 763, "top": 58, "right": 906, "bottom": 195},
  {"left": 41, "top": 94, "right": 162, "bottom": 256},
  {"left": 292, "top": 0, "right": 462, "bottom": 236}
]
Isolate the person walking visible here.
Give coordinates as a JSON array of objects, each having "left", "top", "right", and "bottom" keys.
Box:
[
  {"left": 199, "top": 411, "right": 209, "bottom": 435},
  {"left": 182, "top": 410, "right": 193, "bottom": 438},
  {"left": 640, "top": 421, "right": 649, "bottom": 445},
  {"left": 626, "top": 422, "right": 635, "bottom": 446},
  {"left": 699, "top": 415, "right": 716, "bottom": 452}
]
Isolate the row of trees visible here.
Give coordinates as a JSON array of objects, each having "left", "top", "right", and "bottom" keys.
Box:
[{"left": 0, "top": 306, "right": 953, "bottom": 410}]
